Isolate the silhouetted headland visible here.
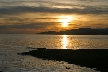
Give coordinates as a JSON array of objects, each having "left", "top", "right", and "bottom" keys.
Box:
[
  {"left": 19, "top": 48, "right": 108, "bottom": 72},
  {"left": 37, "top": 28, "right": 108, "bottom": 35}
]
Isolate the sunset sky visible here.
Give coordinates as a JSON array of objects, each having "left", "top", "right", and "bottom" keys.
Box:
[{"left": 0, "top": 0, "right": 108, "bottom": 33}]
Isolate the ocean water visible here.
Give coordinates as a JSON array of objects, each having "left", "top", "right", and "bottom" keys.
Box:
[{"left": 0, "top": 34, "right": 108, "bottom": 72}]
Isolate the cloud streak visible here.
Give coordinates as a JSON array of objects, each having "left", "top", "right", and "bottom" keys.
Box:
[
  {"left": 0, "top": 22, "right": 60, "bottom": 30},
  {"left": 0, "top": 6, "right": 108, "bottom": 15}
]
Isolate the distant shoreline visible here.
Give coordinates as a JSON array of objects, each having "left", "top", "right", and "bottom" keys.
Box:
[
  {"left": 37, "top": 34, "right": 108, "bottom": 35},
  {"left": 37, "top": 28, "right": 108, "bottom": 35}
]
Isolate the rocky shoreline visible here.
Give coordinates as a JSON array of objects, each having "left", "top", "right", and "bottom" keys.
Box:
[{"left": 19, "top": 48, "right": 108, "bottom": 72}]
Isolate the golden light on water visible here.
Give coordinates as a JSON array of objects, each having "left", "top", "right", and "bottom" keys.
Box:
[
  {"left": 58, "top": 16, "right": 73, "bottom": 27},
  {"left": 62, "top": 35, "right": 68, "bottom": 49}
]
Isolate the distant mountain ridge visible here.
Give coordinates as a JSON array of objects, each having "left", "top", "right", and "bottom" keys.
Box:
[{"left": 37, "top": 28, "right": 108, "bottom": 35}]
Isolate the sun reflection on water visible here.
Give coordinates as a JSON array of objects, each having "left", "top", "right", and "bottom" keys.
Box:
[{"left": 62, "top": 35, "right": 68, "bottom": 49}]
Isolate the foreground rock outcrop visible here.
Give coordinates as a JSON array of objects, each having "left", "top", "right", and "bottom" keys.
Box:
[{"left": 19, "top": 48, "right": 108, "bottom": 72}]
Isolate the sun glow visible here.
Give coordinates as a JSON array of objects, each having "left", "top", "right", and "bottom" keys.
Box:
[{"left": 58, "top": 16, "right": 73, "bottom": 27}]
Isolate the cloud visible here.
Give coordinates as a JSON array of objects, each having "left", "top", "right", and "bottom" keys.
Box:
[
  {"left": 0, "top": 22, "right": 60, "bottom": 30},
  {"left": 0, "top": 22, "right": 61, "bottom": 33},
  {"left": 0, "top": 0, "right": 108, "bottom": 15},
  {"left": 0, "top": 6, "right": 108, "bottom": 15}
]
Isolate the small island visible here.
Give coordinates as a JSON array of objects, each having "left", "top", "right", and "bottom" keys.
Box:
[{"left": 37, "top": 28, "right": 108, "bottom": 35}]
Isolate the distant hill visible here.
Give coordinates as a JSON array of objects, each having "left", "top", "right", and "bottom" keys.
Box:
[{"left": 37, "top": 28, "right": 108, "bottom": 35}]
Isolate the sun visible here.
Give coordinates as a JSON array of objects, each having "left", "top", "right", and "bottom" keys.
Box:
[{"left": 58, "top": 16, "right": 73, "bottom": 27}]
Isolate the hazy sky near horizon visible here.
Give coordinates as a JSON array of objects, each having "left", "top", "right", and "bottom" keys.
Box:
[{"left": 0, "top": 0, "right": 108, "bottom": 33}]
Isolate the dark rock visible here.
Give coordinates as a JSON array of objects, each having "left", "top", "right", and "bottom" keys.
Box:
[
  {"left": 102, "top": 68, "right": 108, "bottom": 72},
  {"left": 66, "top": 67, "right": 70, "bottom": 69},
  {"left": 19, "top": 49, "right": 108, "bottom": 72}
]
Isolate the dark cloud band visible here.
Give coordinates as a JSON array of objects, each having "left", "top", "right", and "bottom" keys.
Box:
[{"left": 0, "top": 6, "right": 108, "bottom": 15}]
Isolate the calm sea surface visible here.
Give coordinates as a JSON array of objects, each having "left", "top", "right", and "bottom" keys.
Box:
[{"left": 0, "top": 34, "right": 107, "bottom": 72}]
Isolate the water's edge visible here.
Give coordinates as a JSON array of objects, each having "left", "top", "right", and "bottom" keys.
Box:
[{"left": 20, "top": 48, "right": 108, "bottom": 72}]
